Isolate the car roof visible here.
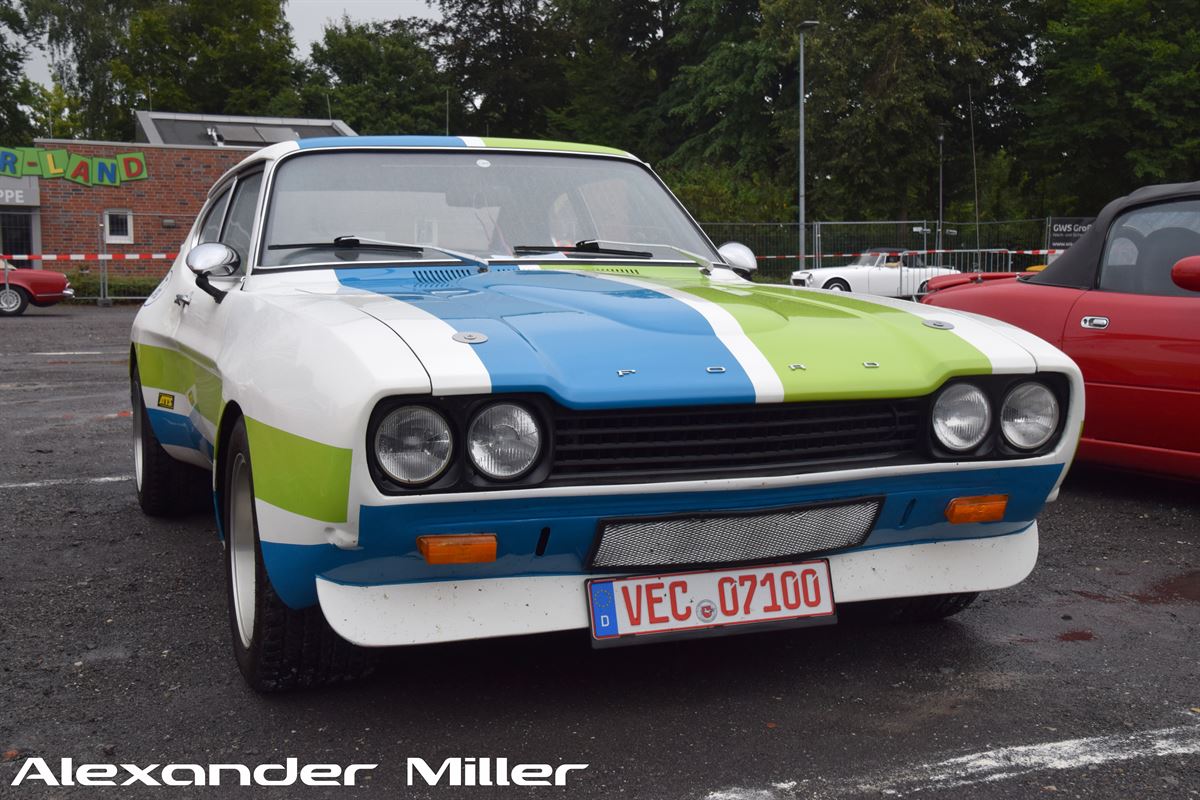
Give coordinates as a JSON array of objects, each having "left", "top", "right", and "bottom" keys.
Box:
[
  {"left": 214, "top": 135, "right": 638, "bottom": 197},
  {"left": 1032, "top": 179, "right": 1200, "bottom": 289}
]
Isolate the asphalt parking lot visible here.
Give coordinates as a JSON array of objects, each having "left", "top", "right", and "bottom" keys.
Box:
[{"left": 1, "top": 304, "right": 1197, "bottom": 799}]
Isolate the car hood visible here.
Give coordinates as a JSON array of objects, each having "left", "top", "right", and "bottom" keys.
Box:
[{"left": 282, "top": 263, "right": 1036, "bottom": 408}]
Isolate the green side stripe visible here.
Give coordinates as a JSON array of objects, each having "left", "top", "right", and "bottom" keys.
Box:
[
  {"left": 564, "top": 265, "right": 993, "bottom": 401},
  {"left": 480, "top": 137, "right": 631, "bottom": 157},
  {"left": 244, "top": 417, "right": 351, "bottom": 524},
  {"left": 134, "top": 342, "right": 222, "bottom": 424}
]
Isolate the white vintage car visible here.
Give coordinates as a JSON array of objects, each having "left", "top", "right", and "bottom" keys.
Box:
[
  {"left": 130, "top": 137, "right": 1082, "bottom": 691},
  {"left": 791, "top": 248, "right": 960, "bottom": 296}
]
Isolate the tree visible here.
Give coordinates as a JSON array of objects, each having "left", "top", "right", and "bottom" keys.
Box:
[
  {"left": 111, "top": 0, "right": 301, "bottom": 123},
  {"left": 0, "top": 0, "right": 35, "bottom": 142},
  {"left": 1023, "top": 0, "right": 1200, "bottom": 214},
  {"left": 23, "top": 0, "right": 146, "bottom": 140},
  {"left": 426, "top": 0, "right": 570, "bottom": 137},
  {"left": 297, "top": 18, "right": 453, "bottom": 136},
  {"left": 758, "top": 0, "right": 1045, "bottom": 222},
  {"left": 545, "top": 0, "right": 677, "bottom": 159}
]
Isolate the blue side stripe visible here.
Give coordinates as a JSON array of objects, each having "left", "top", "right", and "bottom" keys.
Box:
[
  {"left": 146, "top": 407, "right": 213, "bottom": 459},
  {"left": 336, "top": 266, "right": 759, "bottom": 408}
]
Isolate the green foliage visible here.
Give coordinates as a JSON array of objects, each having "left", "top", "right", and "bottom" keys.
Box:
[
  {"left": 23, "top": 0, "right": 146, "bottom": 140},
  {"left": 28, "top": 82, "right": 85, "bottom": 138},
  {"left": 1022, "top": 0, "right": 1200, "bottom": 214},
  {"left": 425, "top": 0, "right": 570, "bottom": 137},
  {"left": 1, "top": 0, "right": 36, "bottom": 141},
  {"left": 111, "top": 0, "right": 300, "bottom": 123},
  {"left": 296, "top": 18, "right": 452, "bottom": 136},
  {"left": 14, "top": 0, "right": 1197, "bottom": 224}
]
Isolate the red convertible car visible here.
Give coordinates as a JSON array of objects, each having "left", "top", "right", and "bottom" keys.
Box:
[
  {"left": 0, "top": 262, "right": 75, "bottom": 316},
  {"left": 924, "top": 181, "right": 1200, "bottom": 479}
]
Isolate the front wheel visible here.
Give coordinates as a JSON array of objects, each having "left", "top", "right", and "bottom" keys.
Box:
[
  {"left": 842, "top": 592, "right": 978, "bottom": 624},
  {"left": 823, "top": 278, "right": 851, "bottom": 292},
  {"left": 223, "top": 417, "right": 374, "bottom": 692},
  {"left": 0, "top": 286, "right": 29, "bottom": 316}
]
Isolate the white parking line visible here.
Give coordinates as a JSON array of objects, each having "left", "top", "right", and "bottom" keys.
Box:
[
  {"left": 705, "top": 721, "right": 1200, "bottom": 798},
  {"left": 24, "top": 351, "right": 124, "bottom": 356},
  {"left": 0, "top": 475, "right": 132, "bottom": 490}
]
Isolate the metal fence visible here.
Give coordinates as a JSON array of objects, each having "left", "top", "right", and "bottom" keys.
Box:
[
  {"left": 699, "top": 219, "right": 1056, "bottom": 282},
  {"left": 0, "top": 210, "right": 191, "bottom": 302}
]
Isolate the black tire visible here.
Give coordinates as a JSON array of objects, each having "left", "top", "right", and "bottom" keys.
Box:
[
  {"left": 842, "top": 592, "right": 979, "bottom": 624},
  {"left": 222, "top": 416, "right": 374, "bottom": 692},
  {"left": 823, "top": 278, "right": 851, "bottom": 292},
  {"left": 917, "top": 280, "right": 930, "bottom": 296},
  {"left": 131, "top": 362, "right": 210, "bottom": 516},
  {"left": 0, "top": 286, "right": 29, "bottom": 316}
]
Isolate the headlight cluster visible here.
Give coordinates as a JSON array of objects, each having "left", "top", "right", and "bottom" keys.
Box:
[
  {"left": 373, "top": 401, "right": 543, "bottom": 487},
  {"left": 931, "top": 379, "right": 1062, "bottom": 455}
]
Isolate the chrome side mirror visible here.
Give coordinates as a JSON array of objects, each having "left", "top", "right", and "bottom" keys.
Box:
[
  {"left": 184, "top": 243, "right": 238, "bottom": 304},
  {"left": 186, "top": 242, "right": 240, "bottom": 278},
  {"left": 718, "top": 242, "right": 757, "bottom": 276}
]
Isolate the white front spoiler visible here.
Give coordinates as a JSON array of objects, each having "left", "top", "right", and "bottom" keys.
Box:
[{"left": 316, "top": 523, "right": 1038, "bottom": 647}]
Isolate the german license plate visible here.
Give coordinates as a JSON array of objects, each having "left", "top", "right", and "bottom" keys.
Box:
[{"left": 587, "top": 561, "right": 835, "bottom": 646}]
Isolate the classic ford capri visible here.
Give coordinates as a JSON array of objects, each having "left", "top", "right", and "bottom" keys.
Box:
[{"left": 130, "top": 137, "right": 1083, "bottom": 691}]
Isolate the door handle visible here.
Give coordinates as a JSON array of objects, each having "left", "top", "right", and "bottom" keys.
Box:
[
  {"left": 1080, "top": 316, "right": 1109, "bottom": 330},
  {"left": 174, "top": 293, "right": 191, "bottom": 308}
]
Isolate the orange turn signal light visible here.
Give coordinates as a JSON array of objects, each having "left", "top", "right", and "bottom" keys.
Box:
[
  {"left": 417, "top": 534, "right": 497, "bottom": 564},
  {"left": 945, "top": 495, "right": 1008, "bottom": 524}
]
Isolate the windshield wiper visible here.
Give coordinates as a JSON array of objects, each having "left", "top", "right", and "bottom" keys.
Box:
[
  {"left": 268, "top": 235, "right": 486, "bottom": 267},
  {"left": 575, "top": 239, "right": 734, "bottom": 272},
  {"left": 512, "top": 240, "right": 654, "bottom": 259}
]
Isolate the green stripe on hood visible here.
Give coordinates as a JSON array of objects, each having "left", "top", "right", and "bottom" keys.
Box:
[
  {"left": 244, "top": 417, "right": 352, "bottom": 524},
  {"left": 564, "top": 266, "right": 993, "bottom": 400}
]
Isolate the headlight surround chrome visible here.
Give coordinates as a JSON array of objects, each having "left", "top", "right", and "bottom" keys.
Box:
[
  {"left": 374, "top": 405, "right": 453, "bottom": 485},
  {"left": 467, "top": 403, "right": 542, "bottom": 480},
  {"left": 932, "top": 383, "right": 992, "bottom": 452},
  {"left": 1000, "top": 382, "right": 1060, "bottom": 450}
]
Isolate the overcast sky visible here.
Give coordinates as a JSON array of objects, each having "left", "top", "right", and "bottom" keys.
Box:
[{"left": 25, "top": 0, "right": 439, "bottom": 86}]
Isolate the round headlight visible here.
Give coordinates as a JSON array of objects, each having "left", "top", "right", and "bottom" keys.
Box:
[
  {"left": 1001, "top": 382, "right": 1059, "bottom": 450},
  {"left": 468, "top": 403, "right": 542, "bottom": 480},
  {"left": 932, "top": 383, "right": 992, "bottom": 452},
  {"left": 374, "top": 406, "right": 453, "bottom": 485}
]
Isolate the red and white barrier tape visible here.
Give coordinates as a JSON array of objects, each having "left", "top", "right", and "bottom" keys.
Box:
[
  {"left": 756, "top": 248, "right": 1063, "bottom": 261},
  {"left": 1, "top": 253, "right": 178, "bottom": 262}
]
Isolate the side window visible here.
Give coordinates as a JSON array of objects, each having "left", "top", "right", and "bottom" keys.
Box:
[
  {"left": 197, "top": 187, "right": 231, "bottom": 244},
  {"left": 220, "top": 171, "right": 263, "bottom": 268},
  {"left": 1100, "top": 199, "right": 1200, "bottom": 296}
]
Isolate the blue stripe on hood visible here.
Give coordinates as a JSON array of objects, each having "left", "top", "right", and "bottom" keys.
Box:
[{"left": 336, "top": 266, "right": 758, "bottom": 408}]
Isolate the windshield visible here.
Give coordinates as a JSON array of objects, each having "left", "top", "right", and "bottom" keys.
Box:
[
  {"left": 848, "top": 253, "right": 882, "bottom": 266},
  {"left": 259, "top": 151, "right": 718, "bottom": 267}
]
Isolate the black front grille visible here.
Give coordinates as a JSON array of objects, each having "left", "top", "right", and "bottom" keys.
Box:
[{"left": 548, "top": 398, "right": 926, "bottom": 484}]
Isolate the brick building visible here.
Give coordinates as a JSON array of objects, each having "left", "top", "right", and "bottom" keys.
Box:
[{"left": 1, "top": 111, "right": 354, "bottom": 278}]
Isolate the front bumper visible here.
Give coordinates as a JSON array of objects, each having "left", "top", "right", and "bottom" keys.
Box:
[{"left": 317, "top": 521, "right": 1038, "bottom": 646}]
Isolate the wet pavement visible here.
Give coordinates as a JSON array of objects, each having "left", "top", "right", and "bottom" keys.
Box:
[{"left": 1, "top": 305, "right": 1197, "bottom": 798}]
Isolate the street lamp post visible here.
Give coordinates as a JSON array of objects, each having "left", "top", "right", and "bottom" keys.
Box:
[
  {"left": 798, "top": 20, "right": 818, "bottom": 271},
  {"left": 937, "top": 129, "right": 944, "bottom": 265}
]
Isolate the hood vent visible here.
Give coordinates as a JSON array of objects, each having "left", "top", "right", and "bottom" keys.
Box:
[
  {"left": 593, "top": 266, "right": 642, "bottom": 276},
  {"left": 412, "top": 267, "right": 476, "bottom": 285}
]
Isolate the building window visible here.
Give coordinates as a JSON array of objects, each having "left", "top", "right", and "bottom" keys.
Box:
[{"left": 104, "top": 209, "right": 133, "bottom": 244}]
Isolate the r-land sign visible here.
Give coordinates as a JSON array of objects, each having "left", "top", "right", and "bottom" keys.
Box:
[{"left": 0, "top": 146, "right": 148, "bottom": 186}]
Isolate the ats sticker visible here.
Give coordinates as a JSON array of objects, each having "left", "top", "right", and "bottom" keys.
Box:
[{"left": 157, "top": 393, "right": 175, "bottom": 410}]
